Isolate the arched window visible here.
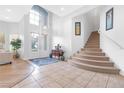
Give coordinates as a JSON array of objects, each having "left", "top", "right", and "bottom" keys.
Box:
[
  {"left": 30, "top": 5, "right": 48, "bottom": 51},
  {"left": 29, "top": 5, "right": 48, "bottom": 26}
]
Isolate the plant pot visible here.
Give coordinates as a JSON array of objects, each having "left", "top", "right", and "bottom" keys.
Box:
[
  {"left": 13, "top": 55, "right": 16, "bottom": 59},
  {"left": 13, "top": 52, "right": 20, "bottom": 59},
  {"left": 61, "top": 56, "right": 65, "bottom": 61},
  {"left": 49, "top": 53, "right": 52, "bottom": 58}
]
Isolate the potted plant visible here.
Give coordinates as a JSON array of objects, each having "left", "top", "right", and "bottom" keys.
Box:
[{"left": 10, "top": 38, "right": 22, "bottom": 59}]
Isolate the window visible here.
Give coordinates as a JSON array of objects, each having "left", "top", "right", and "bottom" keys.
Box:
[
  {"left": 30, "top": 5, "right": 49, "bottom": 52},
  {"left": 30, "top": 10, "right": 39, "bottom": 26},
  {"left": 31, "top": 33, "right": 39, "bottom": 51}
]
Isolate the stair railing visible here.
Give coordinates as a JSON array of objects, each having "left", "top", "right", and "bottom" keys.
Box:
[{"left": 98, "top": 30, "right": 124, "bottom": 49}]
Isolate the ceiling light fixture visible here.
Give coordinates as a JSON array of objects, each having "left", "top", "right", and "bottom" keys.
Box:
[
  {"left": 43, "top": 26, "right": 47, "bottom": 30},
  {"left": 6, "top": 9, "right": 11, "bottom": 12},
  {"left": 60, "top": 7, "right": 65, "bottom": 11},
  {"left": 5, "top": 17, "right": 9, "bottom": 19}
]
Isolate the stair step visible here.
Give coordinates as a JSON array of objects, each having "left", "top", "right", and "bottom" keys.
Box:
[
  {"left": 88, "top": 38, "right": 99, "bottom": 40},
  {"left": 86, "top": 43, "right": 99, "bottom": 45},
  {"left": 85, "top": 45, "right": 99, "bottom": 48},
  {"left": 80, "top": 51, "right": 105, "bottom": 56},
  {"left": 86, "top": 44, "right": 99, "bottom": 46},
  {"left": 87, "top": 42, "right": 99, "bottom": 44},
  {"left": 75, "top": 54, "right": 109, "bottom": 61},
  {"left": 87, "top": 41, "right": 99, "bottom": 43},
  {"left": 87, "top": 43, "right": 99, "bottom": 45},
  {"left": 81, "top": 48, "right": 102, "bottom": 52},
  {"left": 69, "top": 61, "right": 120, "bottom": 74},
  {"left": 71, "top": 57, "right": 113, "bottom": 67}
]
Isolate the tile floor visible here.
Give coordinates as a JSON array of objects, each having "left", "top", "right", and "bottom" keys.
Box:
[{"left": 13, "top": 61, "right": 124, "bottom": 88}]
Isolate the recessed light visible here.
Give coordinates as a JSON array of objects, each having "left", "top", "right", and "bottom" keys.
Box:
[
  {"left": 60, "top": 7, "right": 65, "bottom": 11},
  {"left": 43, "top": 26, "right": 47, "bottom": 30},
  {"left": 5, "top": 17, "right": 9, "bottom": 19},
  {"left": 6, "top": 9, "right": 11, "bottom": 12}
]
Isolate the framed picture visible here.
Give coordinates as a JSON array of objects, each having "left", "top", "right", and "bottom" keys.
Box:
[
  {"left": 106, "top": 8, "right": 113, "bottom": 31},
  {"left": 75, "top": 22, "right": 81, "bottom": 35}
]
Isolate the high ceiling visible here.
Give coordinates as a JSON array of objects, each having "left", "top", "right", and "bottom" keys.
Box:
[
  {"left": 0, "top": 5, "right": 85, "bottom": 22},
  {"left": 41, "top": 5, "right": 84, "bottom": 16},
  {"left": 0, "top": 5, "right": 32, "bottom": 22}
]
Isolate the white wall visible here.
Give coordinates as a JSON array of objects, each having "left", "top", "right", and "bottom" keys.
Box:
[
  {"left": 51, "top": 14, "right": 72, "bottom": 59},
  {"left": 51, "top": 7, "right": 100, "bottom": 59},
  {"left": 71, "top": 9, "right": 100, "bottom": 55},
  {"left": 52, "top": 14, "right": 65, "bottom": 48},
  {"left": 0, "top": 20, "right": 21, "bottom": 51},
  {"left": 100, "top": 5, "right": 124, "bottom": 74},
  {"left": 0, "top": 11, "right": 53, "bottom": 60},
  {"left": 71, "top": 17, "right": 84, "bottom": 55},
  {"left": 62, "top": 17, "right": 72, "bottom": 58}
]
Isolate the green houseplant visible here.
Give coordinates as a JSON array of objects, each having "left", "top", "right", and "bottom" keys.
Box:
[{"left": 10, "top": 38, "right": 22, "bottom": 58}]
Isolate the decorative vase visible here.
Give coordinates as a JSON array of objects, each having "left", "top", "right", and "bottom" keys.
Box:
[{"left": 61, "top": 56, "right": 65, "bottom": 61}]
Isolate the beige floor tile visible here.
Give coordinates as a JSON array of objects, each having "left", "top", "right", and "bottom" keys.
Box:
[
  {"left": 73, "top": 71, "right": 96, "bottom": 87},
  {"left": 64, "top": 81, "right": 83, "bottom": 88},
  {"left": 49, "top": 73, "right": 64, "bottom": 80},
  {"left": 63, "top": 74, "right": 78, "bottom": 80},
  {"left": 86, "top": 73, "right": 109, "bottom": 88},
  {"left": 43, "top": 82, "right": 62, "bottom": 88},
  {"left": 55, "top": 76, "right": 72, "bottom": 87},
  {"left": 32, "top": 72, "right": 48, "bottom": 80},
  {"left": 36, "top": 76, "right": 55, "bottom": 87},
  {"left": 107, "top": 74, "right": 124, "bottom": 88},
  {"left": 16, "top": 83, "right": 41, "bottom": 88},
  {"left": 31, "top": 68, "right": 41, "bottom": 75},
  {"left": 0, "top": 83, "right": 11, "bottom": 88}
]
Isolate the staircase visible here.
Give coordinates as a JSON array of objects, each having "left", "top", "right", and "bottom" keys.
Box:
[{"left": 69, "top": 32, "right": 120, "bottom": 74}]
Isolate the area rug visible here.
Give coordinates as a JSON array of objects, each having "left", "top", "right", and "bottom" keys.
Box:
[{"left": 29, "top": 57, "right": 59, "bottom": 66}]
